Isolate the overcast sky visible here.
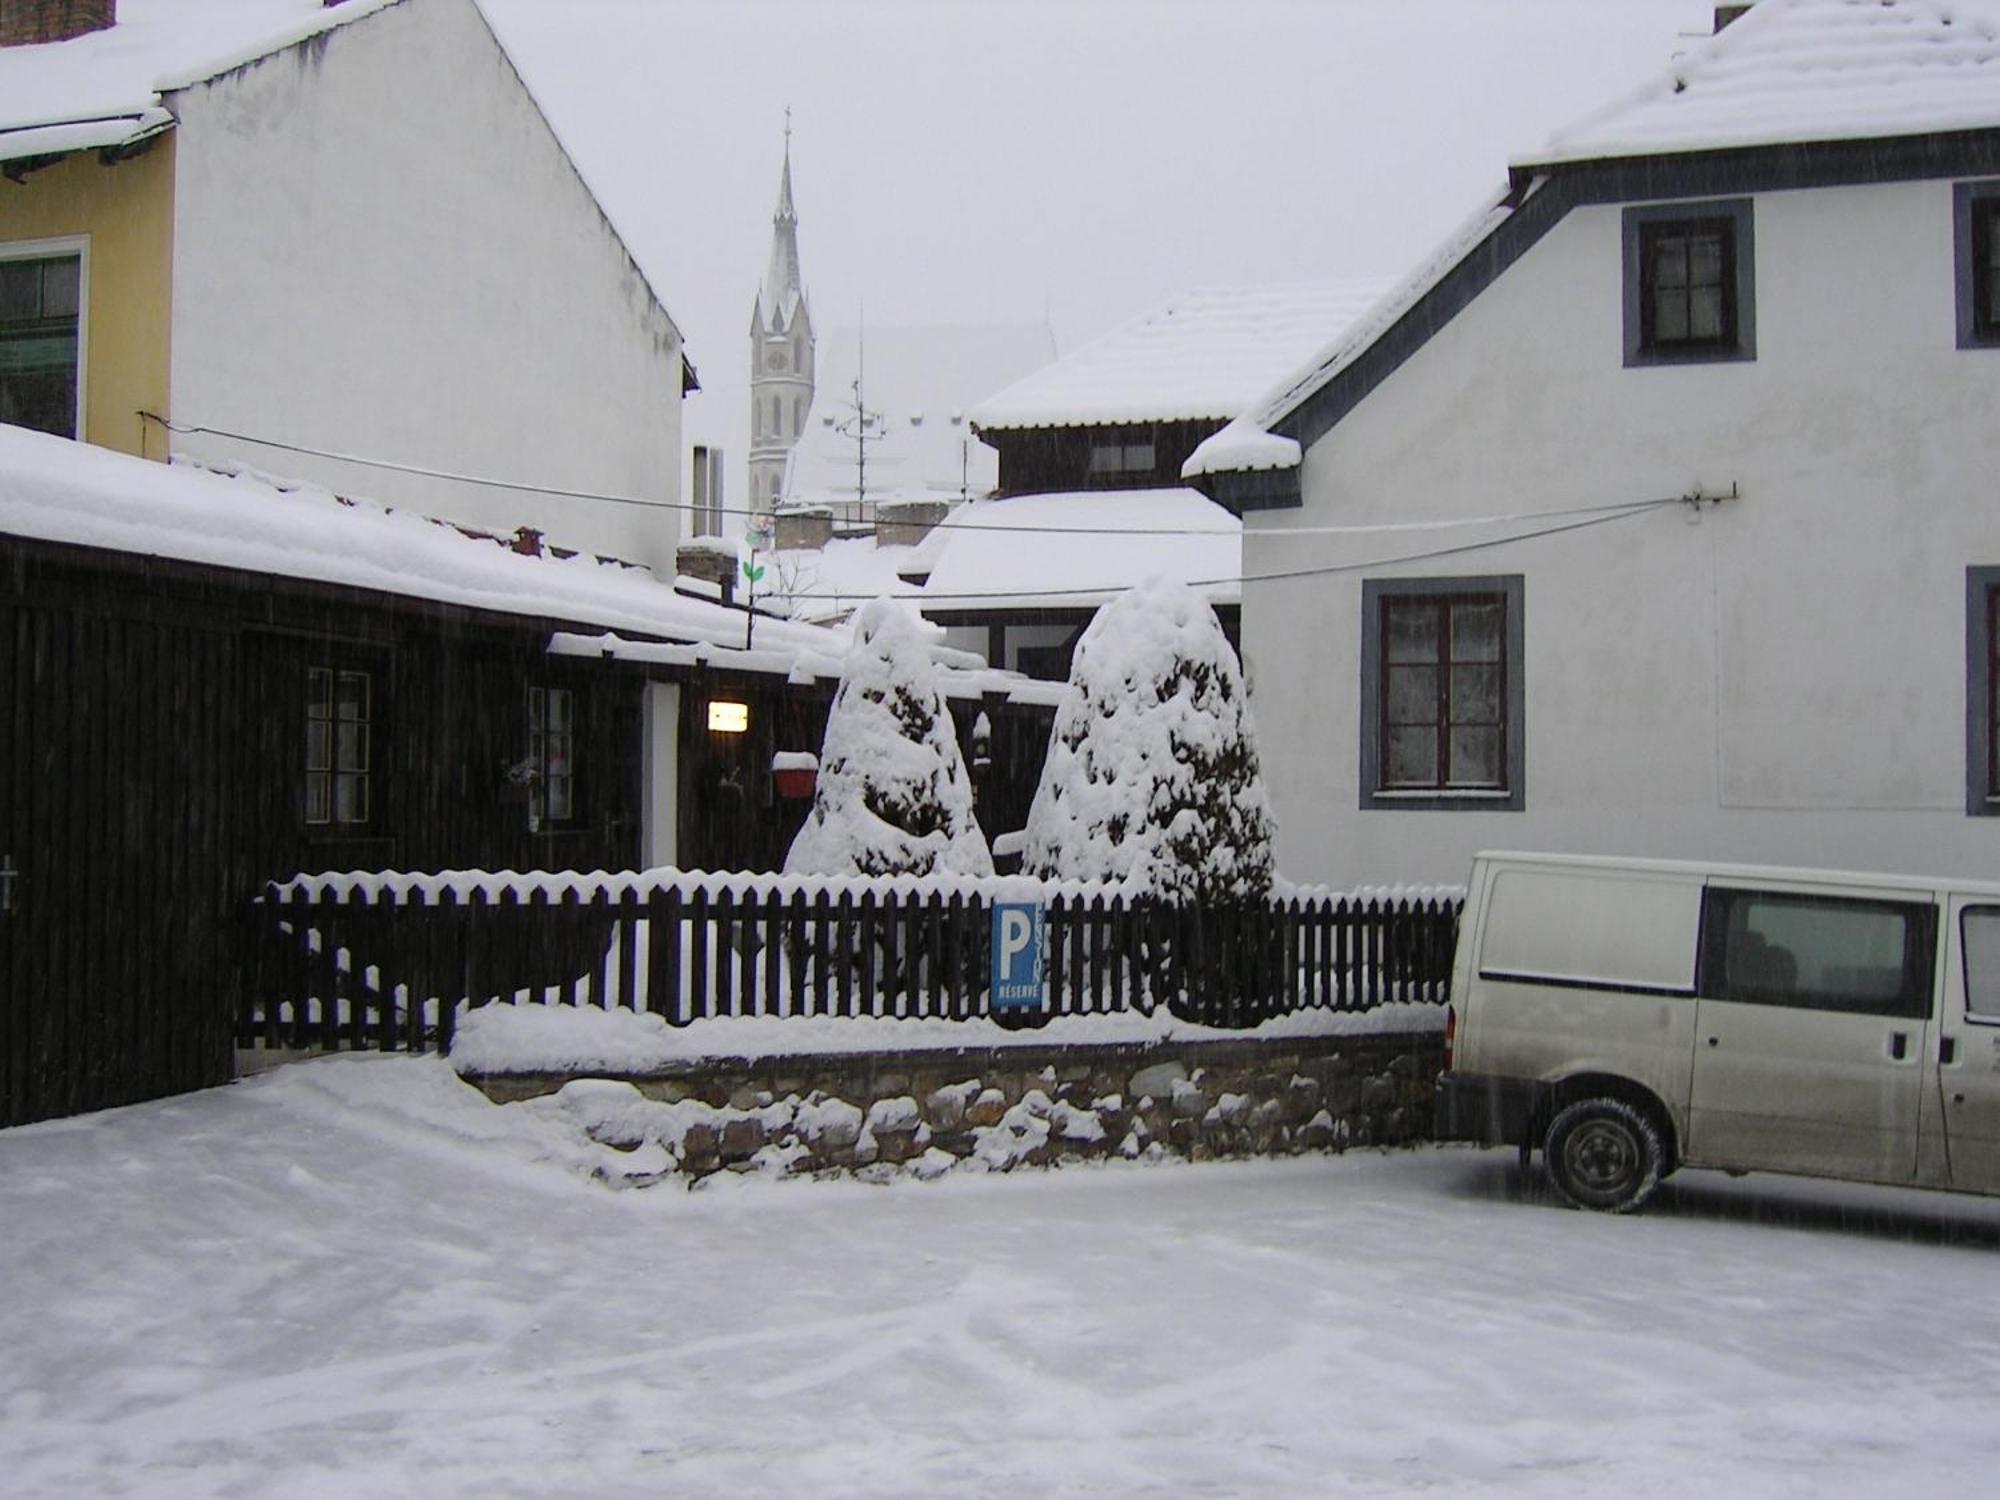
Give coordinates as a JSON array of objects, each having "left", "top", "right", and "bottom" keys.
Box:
[{"left": 479, "top": 0, "right": 1713, "bottom": 513}]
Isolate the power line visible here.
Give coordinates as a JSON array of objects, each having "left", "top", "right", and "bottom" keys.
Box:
[
  {"left": 774, "top": 500, "right": 1683, "bottom": 604},
  {"left": 139, "top": 411, "right": 1700, "bottom": 542}
]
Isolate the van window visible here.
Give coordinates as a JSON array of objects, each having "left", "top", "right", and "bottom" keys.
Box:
[
  {"left": 1700, "top": 889, "right": 1934, "bottom": 1019},
  {"left": 1962, "top": 907, "right": 2000, "bottom": 1023}
]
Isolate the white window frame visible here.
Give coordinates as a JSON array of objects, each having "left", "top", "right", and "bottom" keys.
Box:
[{"left": 0, "top": 233, "right": 90, "bottom": 441}]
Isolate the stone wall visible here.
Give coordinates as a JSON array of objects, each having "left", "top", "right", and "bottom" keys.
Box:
[{"left": 464, "top": 1031, "right": 1442, "bottom": 1185}]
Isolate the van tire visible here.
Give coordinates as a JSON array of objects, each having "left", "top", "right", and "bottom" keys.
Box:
[{"left": 1543, "top": 1098, "right": 1663, "bottom": 1213}]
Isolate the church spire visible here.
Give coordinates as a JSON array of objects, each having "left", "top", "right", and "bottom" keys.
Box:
[{"left": 760, "top": 110, "right": 803, "bottom": 325}]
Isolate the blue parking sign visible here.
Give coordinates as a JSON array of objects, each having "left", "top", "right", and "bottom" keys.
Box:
[{"left": 990, "top": 902, "right": 1046, "bottom": 1010}]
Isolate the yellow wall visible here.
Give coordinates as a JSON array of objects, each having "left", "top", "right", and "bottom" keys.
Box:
[{"left": 0, "top": 134, "right": 174, "bottom": 459}]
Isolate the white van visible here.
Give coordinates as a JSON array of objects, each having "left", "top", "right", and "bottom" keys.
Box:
[{"left": 1436, "top": 851, "right": 2000, "bottom": 1212}]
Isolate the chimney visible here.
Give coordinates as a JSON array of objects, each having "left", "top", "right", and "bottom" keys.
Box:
[
  {"left": 1714, "top": 3, "right": 1753, "bottom": 32},
  {"left": 0, "top": 1, "right": 114, "bottom": 46},
  {"left": 874, "top": 499, "right": 951, "bottom": 548}
]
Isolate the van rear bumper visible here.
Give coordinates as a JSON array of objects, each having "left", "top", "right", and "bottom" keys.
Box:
[{"left": 1435, "top": 1071, "right": 1537, "bottom": 1146}]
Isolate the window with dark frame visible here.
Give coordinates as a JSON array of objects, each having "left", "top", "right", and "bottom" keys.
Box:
[
  {"left": 1361, "top": 575, "right": 1523, "bottom": 811},
  {"left": 1622, "top": 199, "right": 1754, "bottom": 366},
  {"left": 526, "top": 685, "right": 575, "bottom": 833},
  {"left": 1698, "top": 888, "right": 1935, "bottom": 1020},
  {"left": 1969, "top": 568, "right": 2000, "bottom": 816},
  {"left": 1380, "top": 593, "right": 1508, "bottom": 792},
  {"left": 305, "top": 667, "right": 372, "bottom": 828},
  {"left": 0, "top": 252, "right": 82, "bottom": 439},
  {"left": 1640, "top": 218, "right": 1735, "bottom": 353},
  {"left": 1956, "top": 182, "right": 2000, "bottom": 349}
]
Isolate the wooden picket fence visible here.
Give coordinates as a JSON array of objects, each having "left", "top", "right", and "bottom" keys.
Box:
[{"left": 239, "top": 873, "right": 1463, "bottom": 1055}]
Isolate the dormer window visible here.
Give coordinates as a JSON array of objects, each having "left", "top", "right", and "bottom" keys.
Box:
[{"left": 1623, "top": 199, "right": 1755, "bottom": 366}]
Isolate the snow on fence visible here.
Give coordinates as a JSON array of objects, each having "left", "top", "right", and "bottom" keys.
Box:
[{"left": 240, "top": 869, "right": 1463, "bottom": 1057}]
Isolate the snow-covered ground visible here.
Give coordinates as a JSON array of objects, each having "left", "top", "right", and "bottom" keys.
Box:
[{"left": 6, "top": 1056, "right": 2000, "bottom": 1498}]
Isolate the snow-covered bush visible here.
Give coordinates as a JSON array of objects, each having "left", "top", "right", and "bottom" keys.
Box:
[
  {"left": 785, "top": 597, "right": 994, "bottom": 878},
  {"left": 1021, "top": 577, "right": 1274, "bottom": 902}
]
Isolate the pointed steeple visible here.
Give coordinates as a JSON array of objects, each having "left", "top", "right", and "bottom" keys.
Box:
[{"left": 760, "top": 113, "right": 804, "bottom": 327}]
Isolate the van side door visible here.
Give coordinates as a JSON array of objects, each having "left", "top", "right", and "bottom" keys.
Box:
[
  {"left": 1685, "top": 886, "right": 1936, "bottom": 1185},
  {"left": 1936, "top": 901, "right": 2000, "bottom": 1194}
]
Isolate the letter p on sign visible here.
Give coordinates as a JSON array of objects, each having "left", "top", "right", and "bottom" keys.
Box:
[{"left": 990, "top": 901, "right": 1046, "bottom": 1011}]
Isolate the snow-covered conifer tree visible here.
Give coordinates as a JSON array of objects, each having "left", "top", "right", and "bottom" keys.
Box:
[
  {"left": 1021, "top": 577, "right": 1274, "bottom": 901},
  {"left": 784, "top": 598, "right": 994, "bottom": 878}
]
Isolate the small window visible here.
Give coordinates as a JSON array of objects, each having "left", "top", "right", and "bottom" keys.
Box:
[
  {"left": 1360, "top": 576, "right": 1524, "bottom": 811},
  {"left": 1955, "top": 181, "right": 2000, "bottom": 349},
  {"left": 0, "top": 249, "right": 83, "bottom": 439},
  {"left": 1086, "top": 440, "right": 1156, "bottom": 478},
  {"left": 306, "top": 667, "right": 372, "bottom": 827},
  {"left": 1967, "top": 568, "right": 2000, "bottom": 814},
  {"left": 526, "top": 685, "right": 576, "bottom": 832},
  {"left": 1962, "top": 907, "right": 2000, "bottom": 1023},
  {"left": 1699, "top": 888, "right": 1935, "bottom": 1019},
  {"left": 1623, "top": 200, "right": 1755, "bottom": 366}
]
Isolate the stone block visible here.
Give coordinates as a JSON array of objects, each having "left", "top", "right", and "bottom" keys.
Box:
[
  {"left": 719, "top": 1115, "right": 767, "bottom": 1163},
  {"left": 1128, "top": 1061, "right": 1188, "bottom": 1102},
  {"left": 1170, "top": 1079, "right": 1209, "bottom": 1118},
  {"left": 966, "top": 1088, "right": 1009, "bottom": 1127}
]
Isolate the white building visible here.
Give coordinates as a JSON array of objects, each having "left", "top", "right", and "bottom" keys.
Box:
[
  {"left": 1187, "top": 0, "right": 2000, "bottom": 887},
  {"left": 0, "top": 0, "right": 690, "bottom": 577}
]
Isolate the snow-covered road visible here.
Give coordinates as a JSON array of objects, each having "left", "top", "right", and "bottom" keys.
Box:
[{"left": 5, "top": 1054, "right": 1999, "bottom": 1498}]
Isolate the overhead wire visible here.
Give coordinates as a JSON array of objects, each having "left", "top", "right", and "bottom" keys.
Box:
[{"left": 140, "top": 411, "right": 1703, "bottom": 542}]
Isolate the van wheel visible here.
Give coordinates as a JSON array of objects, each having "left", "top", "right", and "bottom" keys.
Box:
[{"left": 1543, "top": 1098, "right": 1663, "bottom": 1214}]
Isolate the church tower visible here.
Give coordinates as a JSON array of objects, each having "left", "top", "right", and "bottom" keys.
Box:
[{"left": 748, "top": 123, "right": 814, "bottom": 515}]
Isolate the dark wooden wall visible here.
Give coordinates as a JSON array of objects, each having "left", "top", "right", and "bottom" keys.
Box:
[
  {"left": 984, "top": 420, "right": 1225, "bottom": 497},
  {"left": 0, "top": 538, "right": 646, "bottom": 1127}
]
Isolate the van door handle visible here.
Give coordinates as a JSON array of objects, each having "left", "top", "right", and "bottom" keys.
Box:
[
  {"left": 1941, "top": 1036, "right": 1959, "bottom": 1066},
  {"left": 1889, "top": 1031, "right": 1910, "bottom": 1061}
]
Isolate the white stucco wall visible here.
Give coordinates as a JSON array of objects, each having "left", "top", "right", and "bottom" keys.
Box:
[
  {"left": 166, "top": 0, "right": 683, "bottom": 577},
  {"left": 1249, "top": 175, "right": 2000, "bottom": 888}
]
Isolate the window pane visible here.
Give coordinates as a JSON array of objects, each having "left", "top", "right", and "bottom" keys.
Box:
[
  {"left": 1690, "top": 286, "right": 1725, "bottom": 342},
  {"left": 0, "top": 260, "right": 38, "bottom": 321},
  {"left": 307, "top": 668, "right": 331, "bottom": 716},
  {"left": 1124, "top": 443, "right": 1155, "bottom": 470},
  {"left": 336, "top": 722, "right": 367, "bottom": 774},
  {"left": 1385, "top": 600, "right": 1439, "bottom": 664},
  {"left": 1652, "top": 236, "right": 1688, "bottom": 291},
  {"left": 305, "top": 773, "right": 329, "bottom": 824},
  {"left": 548, "top": 732, "right": 571, "bottom": 778},
  {"left": 1450, "top": 663, "right": 1502, "bottom": 725},
  {"left": 334, "top": 772, "right": 368, "bottom": 825},
  {"left": 1385, "top": 726, "right": 1437, "bottom": 786},
  {"left": 1385, "top": 664, "right": 1437, "bottom": 727},
  {"left": 1451, "top": 602, "right": 1502, "bottom": 663},
  {"left": 1688, "top": 233, "right": 1723, "bottom": 289},
  {"left": 1654, "top": 287, "right": 1688, "bottom": 343},
  {"left": 40, "top": 257, "right": 80, "bottom": 319},
  {"left": 1448, "top": 727, "right": 1502, "bottom": 787},
  {"left": 548, "top": 775, "right": 573, "bottom": 822},
  {"left": 1715, "top": 893, "right": 1919, "bottom": 1015},
  {"left": 550, "top": 688, "right": 573, "bottom": 731},
  {"left": 337, "top": 671, "right": 368, "bottom": 719},
  {"left": 306, "top": 720, "right": 331, "bottom": 773},
  {"left": 1964, "top": 909, "right": 2000, "bottom": 1021},
  {"left": 1088, "top": 444, "right": 1122, "bottom": 474}
]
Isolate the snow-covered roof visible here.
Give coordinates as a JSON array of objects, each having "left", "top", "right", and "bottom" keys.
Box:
[
  {"left": 971, "top": 282, "right": 1390, "bottom": 433},
  {"left": 1184, "top": 195, "right": 1518, "bottom": 480},
  {"left": 765, "top": 487, "right": 1239, "bottom": 619},
  {"left": 1522, "top": 0, "right": 2000, "bottom": 167},
  {"left": 0, "top": 0, "right": 401, "bottom": 161},
  {"left": 781, "top": 323, "right": 1056, "bottom": 512},
  {"left": 1190, "top": 0, "right": 2000, "bottom": 484},
  {"left": 0, "top": 424, "right": 844, "bottom": 658}
]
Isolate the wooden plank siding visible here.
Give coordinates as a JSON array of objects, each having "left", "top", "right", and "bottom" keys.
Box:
[{"left": 0, "top": 535, "right": 652, "bottom": 1127}]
